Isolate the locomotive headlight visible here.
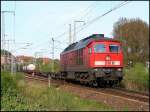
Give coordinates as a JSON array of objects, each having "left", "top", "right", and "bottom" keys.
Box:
[
  {"left": 112, "top": 61, "right": 120, "bottom": 65},
  {"left": 106, "top": 55, "right": 111, "bottom": 60},
  {"left": 94, "top": 68, "right": 98, "bottom": 71},
  {"left": 117, "top": 68, "right": 122, "bottom": 71}
]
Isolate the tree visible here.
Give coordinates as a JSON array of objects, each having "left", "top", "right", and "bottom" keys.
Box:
[
  {"left": 1, "top": 49, "right": 12, "bottom": 56},
  {"left": 113, "top": 18, "right": 149, "bottom": 64}
]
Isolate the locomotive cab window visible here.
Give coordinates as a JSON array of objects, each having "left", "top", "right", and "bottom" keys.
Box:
[
  {"left": 109, "top": 44, "right": 120, "bottom": 53},
  {"left": 94, "top": 44, "right": 105, "bottom": 53}
]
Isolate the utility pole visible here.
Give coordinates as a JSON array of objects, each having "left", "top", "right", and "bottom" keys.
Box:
[
  {"left": 10, "top": 40, "right": 15, "bottom": 75},
  {"left": 11, "top": 50, "right": 14, "bottom": 74},
  {"left": 34, "top": 52, "right": 37, "bottom": 68},
  {"left": 69, "top": 24, "right": 72, "bottom": 45},
  {"left": 2, "top": 11, "right": 6, "bottom": 71},
  {"left": 1, "top": 10, "right": 15, "bottom": 73},
  {"left": 34, "top": 52, "right": 40, "bottom": 70},
  {"left": 48, "top": 38, "right": 54, "bottom": 88},
  {"left": 52, "top": 38, "right": 54, "bottom": 73},
  {"left": 3, "top": 39, "right": 15, "bottom": 71},
  {"left": 73, "top": 20, "right": 85, "bottom": 43}
]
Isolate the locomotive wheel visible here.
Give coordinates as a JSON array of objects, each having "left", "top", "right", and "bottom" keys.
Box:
[
  {"left": 92, "top": 80, "right": 98, "bottom": 87},
  {"left": 108, "top": 80, "right": 113, "bottom": 88},
  {"left": 111, "top": 80, "right": 119, "bottom": 87},
  {"left": 80, "top": 81, "right": 86, "bottom": 85}
]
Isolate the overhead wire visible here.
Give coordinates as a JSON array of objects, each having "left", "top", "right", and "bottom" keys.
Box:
[
  {"left": 75, "top": 1, "right": 131, "bottom": 36},
  {"left": 28, "top": 2, "right": 97, "bottom": 51},
  {"left": 54, "top": 1, "right": 97, "bottom": 40},
  {"left": 56, "top": 1, "right": 97, "bottom": 30},
  {"left": 54, "top": 1, "right": 130, "bottom": 42},
  {"left": 78, "top": 1, "right": 97, "bottom": 21},
  {"left": 30, "top": 1, "right": 131, "bottom": 57}
]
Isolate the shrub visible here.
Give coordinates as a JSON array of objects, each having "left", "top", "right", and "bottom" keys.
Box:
[
  {"left": 121, "top": 63, "right": 149, "bottom": 92},
  {"left": 1, "top": 72, "right": 113, "bottom": 111},
  {"left": 1, "top": 72, "right": 17, "bottom": 95}
]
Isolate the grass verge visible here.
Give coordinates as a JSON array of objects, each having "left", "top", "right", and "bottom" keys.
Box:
[{"left": 1, "top": 71, "right": 113, "bottom": 111}]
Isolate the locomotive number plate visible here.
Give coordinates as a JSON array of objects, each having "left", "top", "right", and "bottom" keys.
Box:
[{"left": 106, "top": 61, "right": 111, "bottom": 65}]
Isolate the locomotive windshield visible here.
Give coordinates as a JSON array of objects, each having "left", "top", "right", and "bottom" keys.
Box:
[
  {"left": 109, "top": 44, "right": 120, "bottom": 52},
  {"left": 94, "top": 44, "right": 106, "bottom": 53}
]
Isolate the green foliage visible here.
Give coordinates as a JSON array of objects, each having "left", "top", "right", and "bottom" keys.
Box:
[
  {"left": 1, "top": 71, "right": 29, "bottom": 111},
  {"left": 37, "top": 59, "right": 60, "bottom": 72},
  {"left": 21, "top": 81, "right": 113, "bottom": 111},
  {"left": 1, "top": 49, "right": 12, "bottom": 56},
  {"left": 38, "top": 63, "right": 52, "bottom": 72},
  {"left": 1, "top": 72, "right": 113, "bottom": 111},
  {"left": 113, "top": 17, "right": 149, "bottom": 64},
  {"left": 121, "top": 63, "right": 149, "bottom": 92},
  {"left": 1, "top": 72, "right": 17, "bottom": 95}
]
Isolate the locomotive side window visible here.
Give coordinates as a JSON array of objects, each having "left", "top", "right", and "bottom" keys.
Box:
[
  {"left": 109, "top": 44, "right": 119, "bottom": 52},
  {"left": 94, "top": 44, "right": 105, "bottom": 53},
  {"left": 88, "top": 48, "right": 92, "bottom": 53}
]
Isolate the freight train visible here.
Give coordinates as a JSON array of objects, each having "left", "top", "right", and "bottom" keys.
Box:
[
  {"left": 22, "top": 64, "right": 36, "bottom": 74},
  {"left": 58, "top": 34, "right": 124, "bottom": 86},
  {"left": 23, "top": 34, "right": 124, "bottom": 87}
]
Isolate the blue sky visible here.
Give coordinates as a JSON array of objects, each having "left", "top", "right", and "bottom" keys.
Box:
[{"left": 1, "top": 1, "right": 149, "bottom": 59}]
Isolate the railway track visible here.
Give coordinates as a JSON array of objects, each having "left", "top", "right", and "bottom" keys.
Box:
[
  {"left": 23, "top": 72, "right": 149, "bottom": 104},
  {"left": 24, "top": 73, "right": 65, "bottom": 87},
  {"left": 96, "top": 88, "right": 149, "bottom": 103},
  {"left": 63, "top": 82, "right": 149, "bottom": 103}
]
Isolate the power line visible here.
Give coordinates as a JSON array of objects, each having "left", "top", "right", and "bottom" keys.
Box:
[
  {"left": 30, "top": 37, "right": 68, "bottom": 53},
  {"left": 78, "top": 1, "right": 97, "bottom": 21},
  {"left": 54, "top": 2, "right": 97, "bottom": 40},
  {"left": 56, "top": 2, "right": 96, "bottom": 30},
  {"left": 75, "top": 1, "right": 131, "bottom": 36},
  {"left": 21, "top": 2, "right": 96, "bottom": 51},
  {"left": 42, "top": 1, "right": 130, "bottom": 55},
  {"left": 53, "top": 1, "right": 130, "bottom": 42}
]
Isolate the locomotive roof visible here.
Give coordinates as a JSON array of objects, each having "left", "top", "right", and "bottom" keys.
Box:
[{"left": 61, "top": 34, "right": 120, "bottom": 54}]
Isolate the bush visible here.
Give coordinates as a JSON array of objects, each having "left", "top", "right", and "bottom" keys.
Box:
[
  {"left": 1, "top": 72, "right": 30, "bottom": 111},
  {"left": 121, "top": 63, "right": 149, "bottom": 92},
  {"left": 1, "top": 72, "right": 113, "bottom": 111},
  {"left": 1, "top": 72, "right": 17, "bottom": 95}
]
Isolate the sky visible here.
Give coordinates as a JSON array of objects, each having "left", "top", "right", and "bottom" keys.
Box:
[{"left": 1, "top": 1, "right": 149, "bottom": 59}]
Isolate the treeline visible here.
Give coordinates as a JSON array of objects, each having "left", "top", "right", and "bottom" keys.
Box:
[
  {"left": 1, "top": 49, "right": 12, "bottom": 56},
  {"left": 113, "top": 18, "right": 149, "bottom": 65},
  {"left": 36, "top": 59, "right": 60, "bottom": 72}
]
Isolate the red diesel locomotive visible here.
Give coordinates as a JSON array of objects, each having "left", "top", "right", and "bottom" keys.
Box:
[{"left": 60, "top": 34, "right": 123, "bottom": 86}]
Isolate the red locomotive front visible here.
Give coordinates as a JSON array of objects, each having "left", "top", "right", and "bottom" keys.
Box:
[
  {"left": 60, "top": 34, "right": 124, "bottom": 86},
  {"left": 88, "top": 41, "right": 123, "bottom": 68}
]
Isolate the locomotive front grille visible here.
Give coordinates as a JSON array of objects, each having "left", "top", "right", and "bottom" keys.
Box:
[{"left": 102, "top": 68, "right": 112, "bottom": 74}]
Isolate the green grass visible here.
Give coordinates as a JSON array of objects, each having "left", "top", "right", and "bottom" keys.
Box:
[
  {"left": 37, "top": 61, "right": 60, "bottom": 72},
  {"left": 1, "top": 71, "right": 114, "bottom": 111},
  {"left": 121, "top": 63, "right": 149, "bottom": 92}
]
